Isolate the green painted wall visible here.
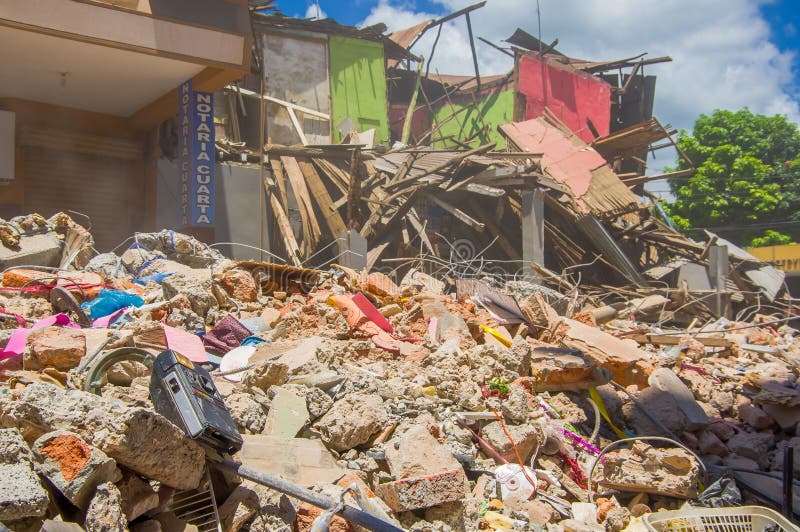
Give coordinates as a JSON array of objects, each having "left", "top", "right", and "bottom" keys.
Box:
[
  {"left": 433, "top": 89, "right": 514, "bottom": 149},
  {"left": 329, "top": 36, "right": 389, "bottom": 144}
]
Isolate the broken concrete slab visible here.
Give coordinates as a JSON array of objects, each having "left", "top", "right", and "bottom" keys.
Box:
[
  {"left": 0, "top": 382, "right": 205, "bottom": 490},
  {"left": 376, "top": 468, "right": 469, "bottom": 512},
  {"left": 31, "top": 430, "right": 117, "bottom": 509},
  {"left": 252, "top": 336, "right": 327, "bottom": 373},
  {"left": 0, "top": 232, "right": 63, "bottom": 270},
  {"left": 386, "top": 425, "right": 468, "bottom": 483},
  {"left": 262, "top": 387, "right": 309, "bottom": 437},
  {"left": 648, "top": 368, "right": 709, "bottom": 431},
  {"left": 554, "top": 318, "right": 653, "bottom": 387},
  {"left": 240, "top": 434, "right": 346, "bottom": 487},
  {"left": 0, "top": 428, "right": 49, "bottom": 521}
]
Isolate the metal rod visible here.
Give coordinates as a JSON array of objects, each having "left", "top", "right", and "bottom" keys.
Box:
[
  {"left": 220, "top": 460, "right": 404, "bottom": 532},
  {"left": 784, "top": 446, "right": 794, "bottom": 518}
]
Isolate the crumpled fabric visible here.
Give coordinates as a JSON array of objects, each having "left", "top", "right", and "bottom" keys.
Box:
[{"left": 203, "top": 314, "right": 252, "bottom": 354}]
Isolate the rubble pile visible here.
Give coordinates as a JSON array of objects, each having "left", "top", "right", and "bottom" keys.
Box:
[{"left": 0, "top": 217, "right": 799, "bottom": 531}]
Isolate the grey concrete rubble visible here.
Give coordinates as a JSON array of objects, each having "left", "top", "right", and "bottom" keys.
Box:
[
  {"left": 1, "top": 224, "right": 800, "bottom": 531},
  {"left": 0, "top": 428, "right": 49, "bottom": 522},
  {"left": 0, "top": 383, "right": 205, "bottom": 490}
]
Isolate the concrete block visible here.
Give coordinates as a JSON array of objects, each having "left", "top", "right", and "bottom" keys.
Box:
[
  {"left": 0, "top": 232, "right": 62, "bottom": 270},
  {"left": 32, "top": 430, "right": 116, "bottom": 509},
  {"left": 316, "top": 393, "right": 388, "bottom": 451},
  {"left": 0, "top": 428, "right": 49, "bottom": 521},
  {"left": 263, "top": 387, "right": 309, "bottom": 437},
  {"left": 386, "top": 425, "right": 465, "bottom": 480},
  {"left": 376, "top": 468, "right": 468, "bottom": 512},
  {"left": 481, "top": 421, "right": 540, "bottom": 464}
]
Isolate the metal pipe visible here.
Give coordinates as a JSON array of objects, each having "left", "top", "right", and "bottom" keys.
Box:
[
  {"left": 220, "top": 460, "right": 404, "bottom": 532},
  {"left": 784, "top": 446, "right": 794, "bottom": 519}
]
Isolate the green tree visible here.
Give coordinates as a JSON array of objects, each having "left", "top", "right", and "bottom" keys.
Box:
[
  {"left": 663, "top": 109, "right": 800, "bottom": 246},
  {"left": 749, "top": 229, "right": 793, "bottom": 247}
]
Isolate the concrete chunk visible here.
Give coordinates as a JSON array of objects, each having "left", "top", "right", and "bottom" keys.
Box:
[
  {"left": 386, "top": 425, "right": 466, "bottom": 480},
  {"left": 316, "top": 393, "right": 388, "bottom": 451},
  {"left": 599, "top": 443, "right": 699, "bottom": 498},
  {"left": 481, "top": 421, "right": 540, "bottom": 464},
  {"left": 376, "top": 469, "right": 468, "bottom": 512},
  {"left": 85, "top": 482, "right": 127, "bottom": 532},
  {"left": 26, "top": 327, "right": 86, "bottom": 371},
  {"left": 1, "top": 382, "right": 205, "bottom": 490},
  {"left": 32, "top": 430, "right": 116, "bottom": 509},
  {"left": 0, "top": 428, "right": 49, "bottom": 521}
]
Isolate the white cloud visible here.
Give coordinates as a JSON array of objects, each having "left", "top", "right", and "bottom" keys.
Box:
[
  {"left": 304, "top": 3, "right": 326, "bottom": 20},
  {"left": 360, "top": 0, "right": 800, "bottom": 135}
]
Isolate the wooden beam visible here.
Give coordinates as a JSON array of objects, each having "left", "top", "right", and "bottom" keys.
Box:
[
  {"left": 627, "top": 333, "right": 733, "bottom": 349},
  {"left": 424, "top": 193, "right": 485, "bottom": 231},
  {"left": 282, "top": 156, "right": 322, "bottom": 250},
  {"left": 263, "top": 179, "right": 302, "bottom": 266},
  {"left": 297, "top": 157, "right": 347, "bottom": 238},
  {"left": 129, "top": 66, "right": 245, "bottom": 130},
  {"left": 465, "top": 12, "right": 480, "bottom": 92}
]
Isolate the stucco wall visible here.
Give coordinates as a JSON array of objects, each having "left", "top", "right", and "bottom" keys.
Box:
[
  {"left": 329, "top": 36, "right": 389, "bottom": 144},
  {"left": 261, "top": 31, "right": 331, "bottom": 145},
  {"left": 432, "top": 89, "right": 515, "bottom": 149},
  {"left": 518, "top": 54, "right": 611, "bottom": 143}
]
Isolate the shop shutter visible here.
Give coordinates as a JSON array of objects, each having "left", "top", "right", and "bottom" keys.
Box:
[{"left": 22, "top": 147, "right": 142, "bottom": 251}]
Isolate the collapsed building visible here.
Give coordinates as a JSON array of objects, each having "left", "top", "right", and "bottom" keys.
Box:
[{"left": 0, "top": 1, "right": 799, "bottom": 531}]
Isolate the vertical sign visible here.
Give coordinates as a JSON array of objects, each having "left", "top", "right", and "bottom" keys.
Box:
[{"left": 177, "top": 80, "right": 215, "bottom": 226}]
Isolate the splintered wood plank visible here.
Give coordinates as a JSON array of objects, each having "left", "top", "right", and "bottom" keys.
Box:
[
  {"left": 297, "top": 157, "right": 347, "bottom": 238},
  {"left": 269, "top": 158, "right": 289, "bottom": 210},
  {"left": 281, "top": 156, "right": 322, "bottom": 247},
  {"left": 263, "top": 180, "right": 302, "bottom": 266},
  {"left": 407, "top": 208, "right": 435, "bottom": 256},
  {"left": 313, "top": 159, "right": 349, "bottom": 195}
]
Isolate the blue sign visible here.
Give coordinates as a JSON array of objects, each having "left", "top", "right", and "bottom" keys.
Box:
[{"left": 178, "top": 80, "right": 215, "bottom": 226}]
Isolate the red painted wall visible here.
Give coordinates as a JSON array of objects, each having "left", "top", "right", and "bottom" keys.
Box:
[
  {"left": 388, "top": 105, "right": 431, "bottom": 144},
  {"left": 518, "top": 54, "right": 611, "bottom": 143}
]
